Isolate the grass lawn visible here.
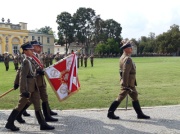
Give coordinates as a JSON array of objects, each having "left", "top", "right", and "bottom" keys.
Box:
[{"left": 0, "top": 57, "right": 180, "bottom": 110}]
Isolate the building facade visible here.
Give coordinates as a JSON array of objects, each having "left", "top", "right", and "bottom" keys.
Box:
[
  {"left": 0, "top": 18, "right": 54, "bottom": 54},
  {"left": 28, "top": 31, "right": 54, "bottom": 54}
]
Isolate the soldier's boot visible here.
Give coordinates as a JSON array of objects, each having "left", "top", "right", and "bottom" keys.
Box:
[
  {"left": 42, "top": 102, "right": 58, "bottom": 122},
  {"left": 107, "top": 101, "right": 120, "bottom": 119},
  {"left": 35, "top": 110, "right": 55, "bottom": 130},
  {"left": 15, "top": 66, "right": 18, "bottom": 71},
  {"left": 23, "top": 110, "right": 31, "bottom": 116},
  {"left": 50, "top": 110, "right": 58, "bottom": 116},
  {"left": 16, "top": 104, "right": 30, "bottom": 123},
  {"left": 132, "top": 100, "right": 150, "bottom": 119},
  {"left": 5, "top": 109, "right": 20, "bottom": 131}
]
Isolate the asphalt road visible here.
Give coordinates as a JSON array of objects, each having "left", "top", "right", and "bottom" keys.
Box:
[{"left": 0, "top": 105, "right": 180, "bottom": 134}]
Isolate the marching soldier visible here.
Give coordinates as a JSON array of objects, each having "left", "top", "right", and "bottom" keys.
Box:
[
  {"left": 32, "top": 41, "right": 58, "bottom": 119},
  {"left": 13, "top": 40, "right": 58, "bottom": 124},
  {"left": 4, "top": 52, "right": 10, "bottom": 71},
  {"left": 5, "top": 42, "right": 54, "bottom": 131},
  {"left": 107, "top": 40, "right": 150, "bottom": 120}
]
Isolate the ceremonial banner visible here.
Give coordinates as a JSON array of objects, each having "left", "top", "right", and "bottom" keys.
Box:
[{"left": 44, "top": 54, "right": 80, "bottom": 101}]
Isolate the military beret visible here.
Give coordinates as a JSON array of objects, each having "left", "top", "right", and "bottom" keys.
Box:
[
  {"left": 21, "top": 42, "right": 34, "bottom": 50},
  {"left": 31, "top": 40, "right": 43, "bottom": 46}
]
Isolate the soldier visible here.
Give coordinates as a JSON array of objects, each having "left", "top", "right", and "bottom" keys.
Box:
[
  {"left": 40, "top": 53, "right": 46, "bottom": 67},
  {"left": 14, "top": 41, "right": 58, "bottom": 123},
  {"left": 4, "top": 52, "right": 10, "bottom": 71},
  {"left": 12, "top": 53, "right": 19, "bottom": 71},
  {"left": 5, "top": 42, "right": 54, "bottom": 131},
  {"left": 84, "top": 54, "right": 88, "bottom": 67},
  {"left": 44, "top": 53, "right": 50, "bottom": 68},
  {"left": 49, "top": 53, "right": 54, "bottom": 65},
  {"left": 31, "top": 41, "right": 58, "bottom": 120},
  {"left": 80, "top": 54, "right": 83, "bottom": 67},
  {"left": 90, "top": 54, "right": 94, "bottom": 67},
  {"left": 107, "top": 40, "right": 150, "bottom": 120},
  {"left": 77, "top": 54, "right": 80, "bottom": 68},
  {"left": 54, "top": 52, "right": 60, "bottom": 62}
]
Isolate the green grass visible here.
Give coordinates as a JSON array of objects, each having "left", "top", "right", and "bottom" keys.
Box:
[{"left": 0, "top": 57, "right": 180, "bottom": 110}]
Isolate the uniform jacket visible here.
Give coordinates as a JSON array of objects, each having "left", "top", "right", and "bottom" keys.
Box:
[
  {"left": 4, "top": 55, "right": 10, "bottom": 65},
  {"left": 19, "top": 57, "right": 37, "bottom": 93},
  {"left": 119, "top": 53, "right": 137, "bottom": 88}
]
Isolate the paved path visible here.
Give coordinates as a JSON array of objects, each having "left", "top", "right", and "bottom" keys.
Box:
[{"left": 0, "top": 105, "right": 180, "bottom": 134}]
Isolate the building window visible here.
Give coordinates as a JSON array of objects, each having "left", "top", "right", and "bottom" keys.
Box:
[
  {"left": 38, "top": 37, "right": 40, "bottom": 42},
  {"left": 13, "top": 45, "right": 18, "bottom": 54},
  {"left": 32, "top": 36, "right": 34, "bottom": 40},
  {"left": 47, "top": 37, "right": 50, "bottom": 43},
  {"left": 6, "top": 37, "right": 8, "bottom": 43},
  {"left": 47, "top": 48, "right": 50, "bottom": 54}
]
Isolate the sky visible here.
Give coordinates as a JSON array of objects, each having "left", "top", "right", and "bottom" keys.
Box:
[{"left": 0, "top": 0, "right": 180, "bottom": 40}]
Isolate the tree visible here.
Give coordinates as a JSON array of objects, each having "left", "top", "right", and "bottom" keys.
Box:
[
  {"left": 38, "top": 26, "right": 54, "bottom": 35},
  {"left": 56, "top": 12, "right": 74, "bottom": 54},
  {"left": 73, "top": 7, "right": 96, "bottom": 54}
]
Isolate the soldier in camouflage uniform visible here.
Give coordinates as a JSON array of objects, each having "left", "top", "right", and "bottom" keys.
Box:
[{"left": 107, "top": 40, "right": 150, "bottom": 120}]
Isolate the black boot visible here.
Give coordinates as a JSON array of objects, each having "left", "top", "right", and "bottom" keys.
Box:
[
  {"left": 42, "top": 102, "right": 58, "bottom": 122},
  {"left": 132, "top": 100, "right": 150, "bottom": 119},
  {"left": 50, "top": 110, "right": 58, "bottom": 116},
  {"left": 107, "top": 101, "right": 120, "bottom": 119},
  {"left": 35, "top": 110, "right": 55, "bottom": 130},
  {"left": 23, "top": 110, "right": 31, "bottom": 116},
  {"left": 5, "top": 109, "right": 20, "bottom": 131},
  {"left": 6, "top": 67, "right": 8, "bottom": 71},
  {"left": 16, "top": 104, "right": 30, "bottom": 123}
]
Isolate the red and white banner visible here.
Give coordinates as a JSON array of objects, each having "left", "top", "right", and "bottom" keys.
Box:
[{"left": 44, "top": 54, "right": 80, "bottom": 101}]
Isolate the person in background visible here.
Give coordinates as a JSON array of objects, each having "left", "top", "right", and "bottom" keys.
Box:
[
  {"left": 84, "top": 54, "right": 88, "bottom": 67},
  {"left": 4, "top": 52, "right": 10, "bottom": 71},
  {"left": 90, "top": 54, "right": 94, "bottom": 67},
  {"left": 12, "top": 53, "right": 19, "bottom": 71}
]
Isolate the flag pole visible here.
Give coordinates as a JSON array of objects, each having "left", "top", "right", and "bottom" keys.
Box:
[{"left": 0, "top": 88, "right": 14, "bottom": 99}]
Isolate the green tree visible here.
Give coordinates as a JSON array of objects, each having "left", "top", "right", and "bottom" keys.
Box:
[
  {"left": 56, "top": 12, "right": 74, "bottom": 54},
  {"left": 37, "top": 26, "right": 54, "bottom": 35},
  {"left": 73, "top": 7, "right": 96, "bottom": 54}
]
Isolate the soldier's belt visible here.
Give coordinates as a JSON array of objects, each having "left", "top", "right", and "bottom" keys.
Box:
[{"left": 27, "top": 76, "right": 35, "bottom": 78}]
